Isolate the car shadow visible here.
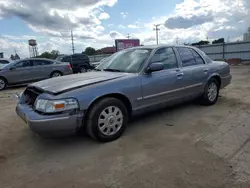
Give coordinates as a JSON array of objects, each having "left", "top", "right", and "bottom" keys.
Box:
[{"left": 31, "top": 100, "right": 203, "bottom": 149}]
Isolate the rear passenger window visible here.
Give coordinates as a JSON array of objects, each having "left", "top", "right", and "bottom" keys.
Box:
[
  {"left": 0, "top": 60, "right": 9, "bottom": 64},
  {"left": 151, "top": 47, "right": 178, "bottom": 70},
  {"left": 33, "top": 60, "right": 53, "bottom": 66},
  {"left": 177, "top": 48, "right": 196, "bottom": 67},
  {"left": 190, "top": 49, "right": 205, "bottom": 65}
]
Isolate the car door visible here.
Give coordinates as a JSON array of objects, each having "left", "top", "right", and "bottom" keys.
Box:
[
  {"left": 140, "top": 47, "right": 185, "bottom": 107},
  {"left": 7, "top": 60, "right": 33, "bottom": 84},
  {"left": 176, "top": 47, "right": 208, "bottom": 95},
  {"left": 32, "top": 59, "right": 54, "bottom": 79}
]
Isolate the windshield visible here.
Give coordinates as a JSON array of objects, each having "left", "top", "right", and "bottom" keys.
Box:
[
  {"left": 55, "top": 56, "right": 65, "bottom": 61},
  {"left": 96, "top": 48, "right": 152, "bottom": 73},
  {"left": 0, "top": 60, "right": 16, "bottom": 69},
  {"left": 0, "top": 64, "right": 8, "bottom": 69}
]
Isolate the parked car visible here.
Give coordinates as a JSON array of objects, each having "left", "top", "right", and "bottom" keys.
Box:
[
  {"left": 60, "top": 53, "right": 93, "bottom": 73},
  {"left": 55, "top": 54, "right": 67, "bottom": 62},
  {"left": 0, "top": 58, "right": 12, "bottom": 65},
  {"left": 0, "top": 58, "right": 72, "bottom": 90},
  {"left": 91, "top": 57, "right": 110, "bottom": 68},
  {"left": 16, "top": 45, "right": 231, "bottom": 142}
]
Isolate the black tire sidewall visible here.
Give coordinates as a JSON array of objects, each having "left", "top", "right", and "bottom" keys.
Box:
[
  {"left": 51, "top": 71, "right": 62, "bottom": 77},
  {"left": 87, "top": 98, "right": 128, "bottom": 142},
  {"left": 203, "top": 79, "right": 219, "bottom": 105},
  {"left": 0, "top": 78, "right": 6, "bottom": 90},
  {"left": 80, "top": 66, "right": 87, "bottom": 73}
]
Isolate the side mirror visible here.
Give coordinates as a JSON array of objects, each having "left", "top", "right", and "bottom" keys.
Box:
[
  {"left": 9, "top": 67, "right": 16, "bottom": 71},
  {"left": 146, "top": 63, "right": 164, "bottom": 73}
]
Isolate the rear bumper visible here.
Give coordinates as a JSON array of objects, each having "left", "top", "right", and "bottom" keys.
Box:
[
  {"left": 16, "top": 104, "right": 84, "bottom": 137},
  {"left": 64, "top": 69, "right": 73, "bottom": 75},
  {"left": 221, "top": 74, "right": 232, "bottom": 89}
]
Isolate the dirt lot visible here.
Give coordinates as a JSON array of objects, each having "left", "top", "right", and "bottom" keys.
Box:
[{"left": 1, "top": 66, "right": 250, "bottom": 188}]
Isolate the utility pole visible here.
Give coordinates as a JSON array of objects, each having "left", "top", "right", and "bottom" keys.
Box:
[
  {"left": 71, "top": 30, "right": 75, "bottom": 54},
  {"left": 127, "top": 33, "right": 130, "bottom": 39},
  {"left": 153, "top": 24, "right": 160, "bottom": 45}
]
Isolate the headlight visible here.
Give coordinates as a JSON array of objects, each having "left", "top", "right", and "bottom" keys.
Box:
[{"left": 35, "top": 98, "right": 79, "bottom": 113}]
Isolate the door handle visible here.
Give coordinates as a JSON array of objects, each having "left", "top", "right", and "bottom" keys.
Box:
[
  {"left": 176, "top": 72, "right": 184, "bottom": 79},
  {"left": 204, "top": 69, "right": 209, "bottom": 73}
]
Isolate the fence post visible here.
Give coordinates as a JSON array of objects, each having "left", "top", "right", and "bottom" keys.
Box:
[{"left": 222, "top": 42, "right": 225, "bottom": 60}]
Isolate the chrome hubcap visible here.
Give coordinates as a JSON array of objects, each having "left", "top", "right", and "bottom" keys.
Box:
[
  {"left": 208, "top": 82, "right": 217, "bottom": 102},
  {"left": 98, "top": 106, "right": 123, "bottom": 136},
  {"left": 0, "top": 79, "right": 5, "bottom": 90},
  {"left": 52, "top": 73, "right": 61, "bottom": 77}
]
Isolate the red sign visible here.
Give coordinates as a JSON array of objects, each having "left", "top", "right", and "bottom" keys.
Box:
[{"left": 115, "top": 39, "right": 140, "bottom": 51}]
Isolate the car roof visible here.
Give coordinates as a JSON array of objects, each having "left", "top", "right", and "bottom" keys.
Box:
[
  {"left": 28, "top": 58, "right": 55, "bottom": 61},
  {"left": 133, "top": 44, "right": 196, "bottom": 50}
]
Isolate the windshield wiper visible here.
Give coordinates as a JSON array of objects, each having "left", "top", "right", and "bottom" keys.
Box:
[{"left": 103, "top": 68, "right": 121, "bottom": 72}]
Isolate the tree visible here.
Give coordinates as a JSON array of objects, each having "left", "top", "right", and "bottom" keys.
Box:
[
  {"left": 191, "top": 40, "right": 210, "bottom": 46},
  {"left": 212, "top": 38, "right": 225, "bottom": 44},
  {"left": 36, "top": 50, "right": 60, "bottom": 59},
  {"left": 84, "top": 47, "right": 96, "bottom": 55}
]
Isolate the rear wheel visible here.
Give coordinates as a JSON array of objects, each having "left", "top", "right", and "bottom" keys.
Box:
[
  {"left": 201, "top": 78, "right": 219, "bottom": 105},
  {"left": 86, "top": 98, "right": 128, "bottom": 142},
  {"left": 50, "top": 71, "right": 62, "bottom": 78},
  {"left": 0, "top": 78, "right": 6, "bottom": 91},
  {"left": 80, "top": 66, "right": 88, "bottom": 73}
]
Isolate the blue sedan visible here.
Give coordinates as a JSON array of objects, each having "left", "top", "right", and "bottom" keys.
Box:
[{"left": 16, "top": 45, "right": 232, "bottom": 142}]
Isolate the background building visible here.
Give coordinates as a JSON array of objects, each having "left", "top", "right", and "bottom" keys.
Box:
[{"left": 243, "top": 27, "right": 250, "bottom": 41}]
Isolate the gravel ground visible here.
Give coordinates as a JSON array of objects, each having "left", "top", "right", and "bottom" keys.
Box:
[{"left": 0, "top": 66, "right": 250, "bottom": 188}]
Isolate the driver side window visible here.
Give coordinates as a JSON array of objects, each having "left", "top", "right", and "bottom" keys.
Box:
[
  {"left": 151, "top": 48, "right": 178, "bottom": 70},
  {"left": 14, "top": 60, "right": 31, "bottom": 68}
]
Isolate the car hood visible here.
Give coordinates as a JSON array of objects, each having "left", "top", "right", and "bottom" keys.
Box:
[{"left": 30, "top": 71, "right": 132, "bottom": 95}]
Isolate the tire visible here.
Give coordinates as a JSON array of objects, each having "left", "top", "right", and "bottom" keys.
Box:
[
  {"left": 86, "top": 97, "right": 128, "bottom": 142},
  {"left": 201, "top": 78, "right": 219, "bottom": 105},
  {"left": 50, "top": 71, "right": 62, "bottom": 78},
  {"left": 80, "top": 66, "right": 87, "bottom": 73},
  {"left": 0, "top": 77, "right": 7, "bottom": 91}
]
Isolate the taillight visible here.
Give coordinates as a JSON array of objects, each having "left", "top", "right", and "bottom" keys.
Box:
[{"left": 67, "top": 63, "right": 71, "bottom": 69}]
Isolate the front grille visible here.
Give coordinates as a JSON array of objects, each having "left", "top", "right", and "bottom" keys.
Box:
[{"left": 24, "top": 87, "right": 44, "bottom": 107}]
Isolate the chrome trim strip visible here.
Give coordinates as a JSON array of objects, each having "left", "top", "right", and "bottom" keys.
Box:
[
  {"left": 142, "top": 83, "right": 203, "bottom": 100},
  {"left": 185, "top": 83, "right": 203, "bottom": 89},
  {"left": 29, "top": 116, "right": 70, "bottom": 122}
]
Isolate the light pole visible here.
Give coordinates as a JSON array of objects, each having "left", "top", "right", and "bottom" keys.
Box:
[{"left": 153, "top": 24, "right": 161, "bottom": 45}]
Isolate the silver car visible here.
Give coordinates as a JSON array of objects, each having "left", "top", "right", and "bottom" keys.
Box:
[
  {"left": 16, "top": 45, "right": 232, "bottom": 142},
  {"left": 0, "top": 58, "right": 73, "bottom": 90}
]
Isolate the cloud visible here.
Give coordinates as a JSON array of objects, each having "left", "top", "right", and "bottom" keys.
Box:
[
  {"left": 165, "top": 13, "right": 213, "bottom": 29},
  {"left": 118, "top": 25, "right": 126, "bottom": 29},
  {"left": 143, "top": 0, "right": 250, "bottom": 44},
  {"left": 0, "top": 0, "right": 117, "bottom": 38},
  {"left": 99, "top": 12, "right": 110, "bottom": 20},
  {"left": 128, "top": 24, "right": 139, "bottom": 29},
  {"left": 121, "top": 12, "right": 128, "bottom": 19}
]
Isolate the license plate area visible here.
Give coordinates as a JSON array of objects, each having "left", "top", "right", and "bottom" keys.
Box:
[{"left": 17, "top": 107, "right": 27, "bottom": 123}]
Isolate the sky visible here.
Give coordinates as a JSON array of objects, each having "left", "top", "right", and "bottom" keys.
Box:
[{"left": 0, "top": 0, "right": 249, "bottom": 58}]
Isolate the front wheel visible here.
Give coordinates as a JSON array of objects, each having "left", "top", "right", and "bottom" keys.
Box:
[
  {"left": 0, "top": 78, "right": 7, "bottom": 91},
  {"left": 86, "top": 98, "right": 128, "bottom": 142},
  {"left": 201, "top": 78, "right": 219, "bottom": 105}
]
